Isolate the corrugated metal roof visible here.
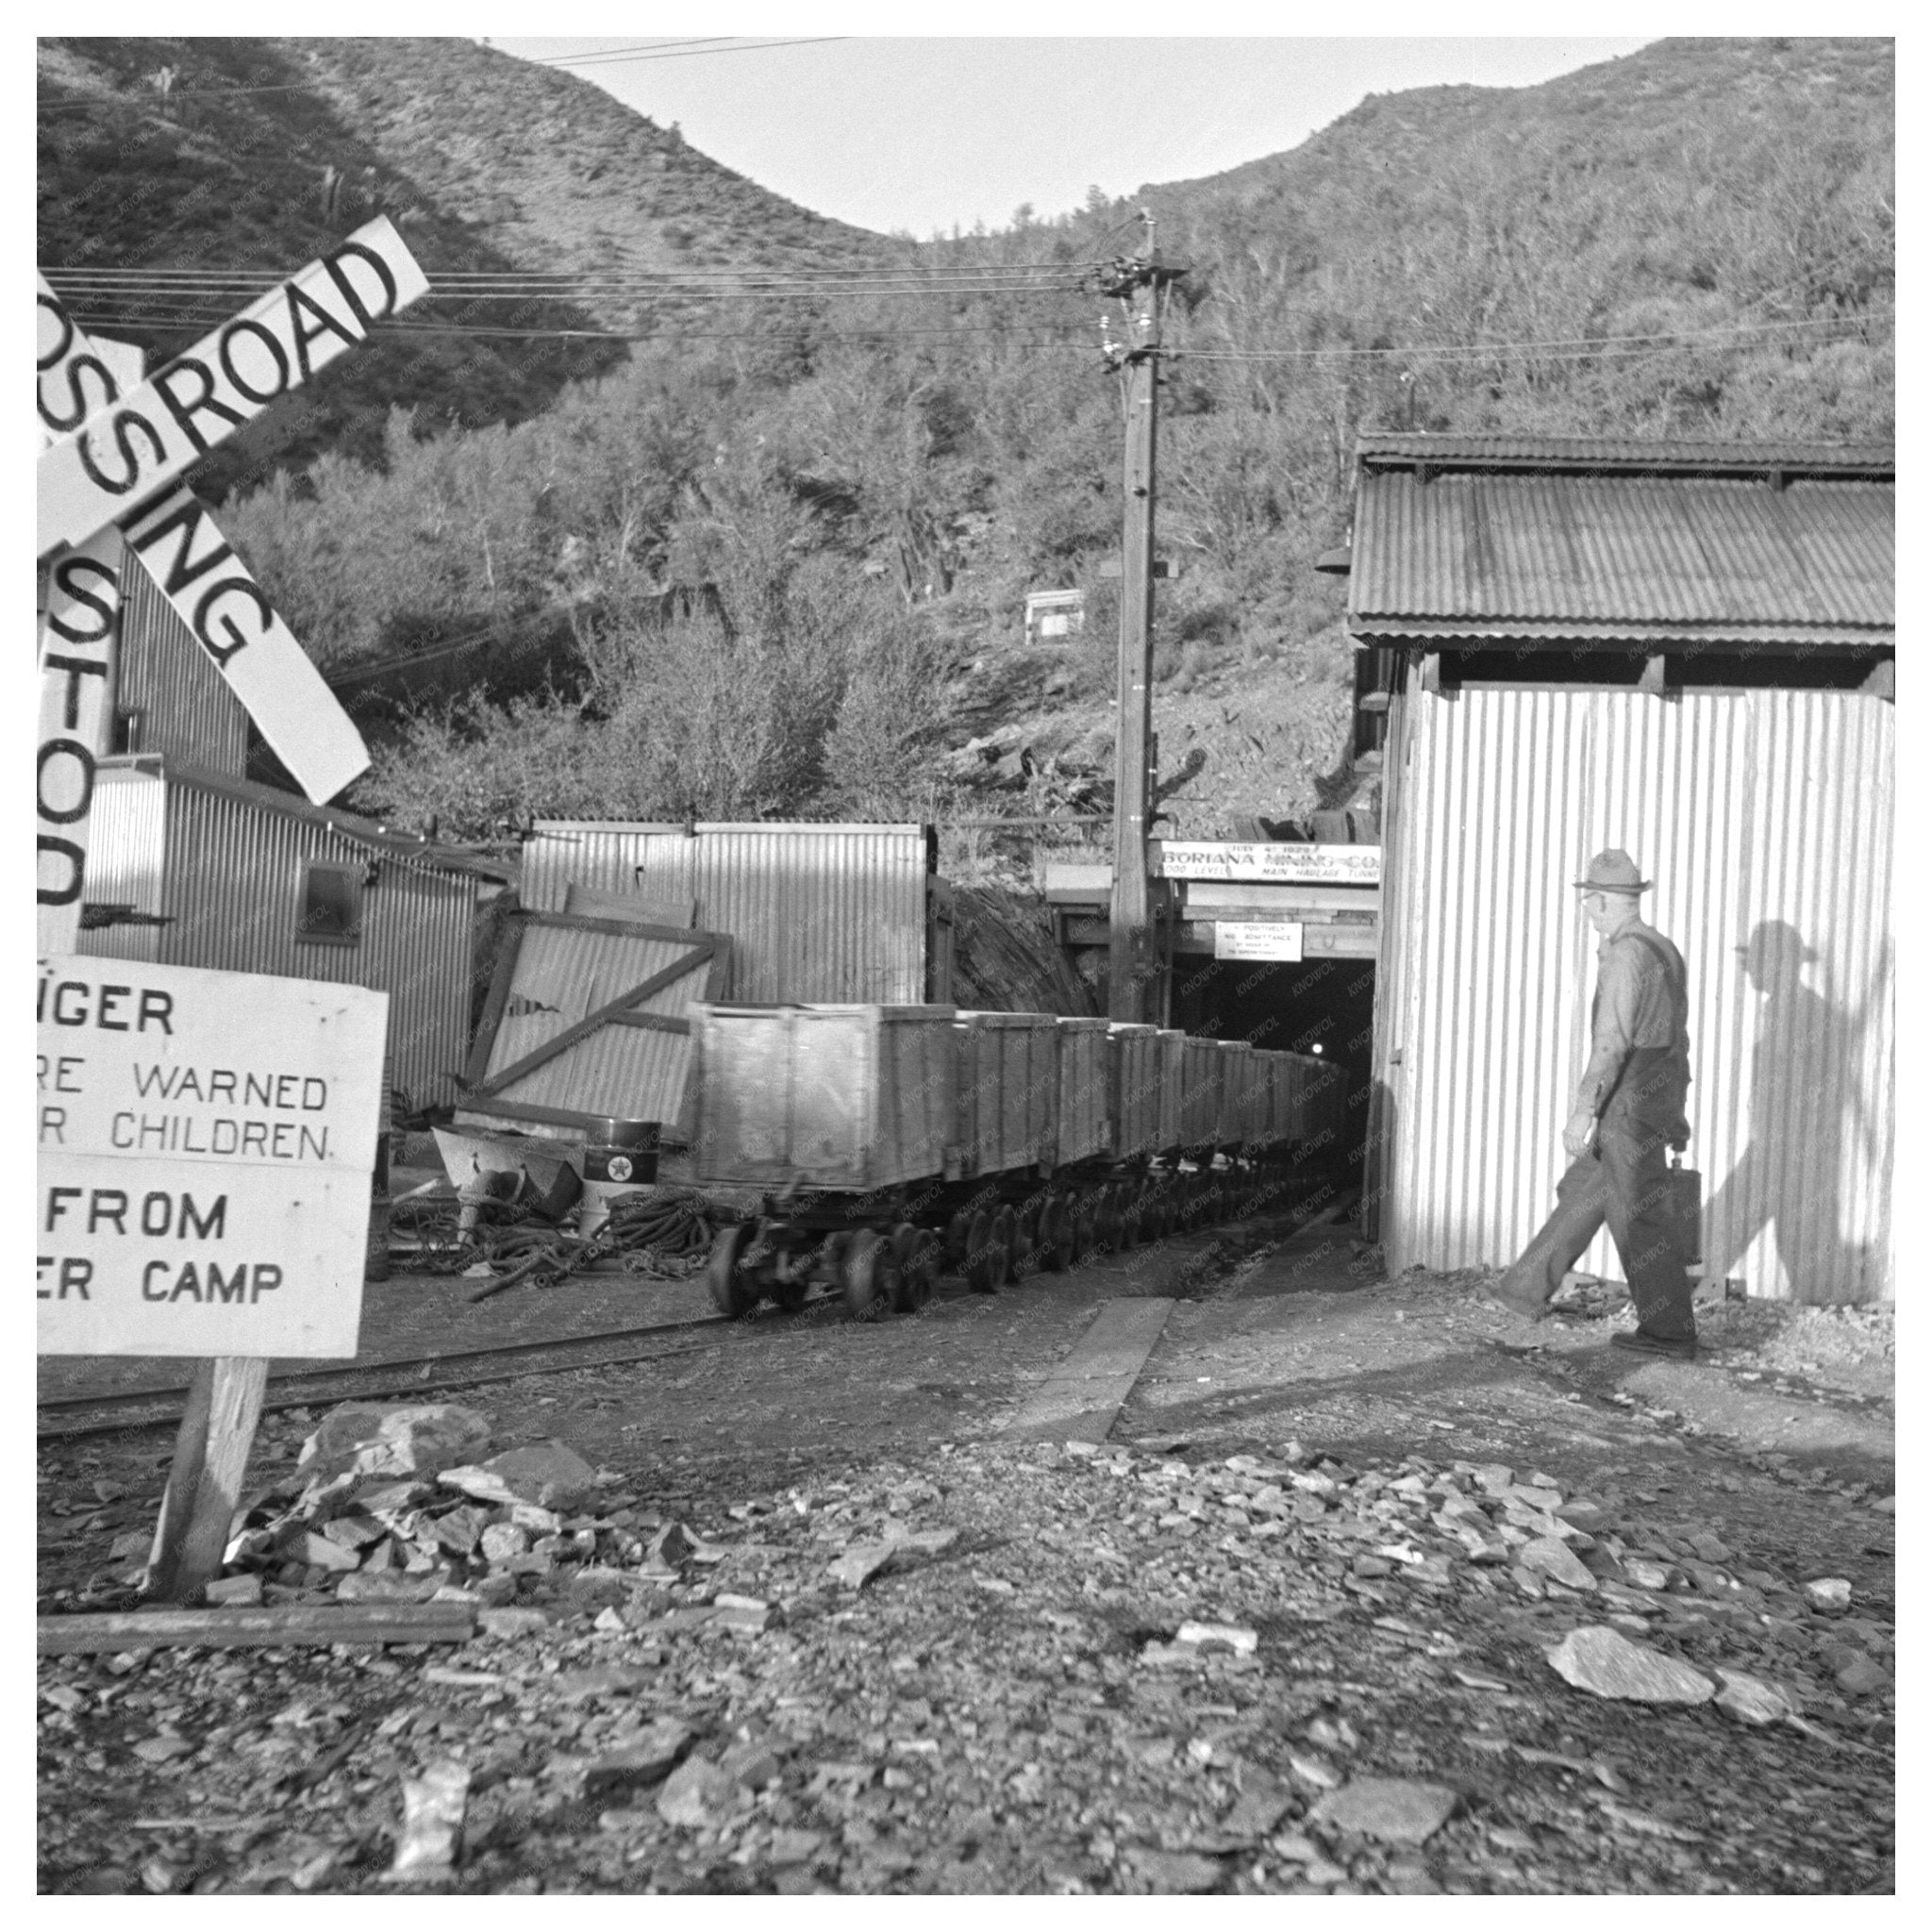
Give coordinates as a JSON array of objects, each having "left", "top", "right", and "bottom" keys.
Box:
[
  {"left": 1350, "top": 469, "right": 1892, "bottom": 644},
  {"left": 107, "top": 757, "right": 514, "bottom": 881},
  {"left": 1354, "top": 432, "right": 1892, "bottom": 476}
]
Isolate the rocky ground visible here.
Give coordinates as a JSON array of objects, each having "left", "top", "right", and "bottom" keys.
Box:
[{"left": 38, "top": 1208, "right": 1894, "bottom": 1896}]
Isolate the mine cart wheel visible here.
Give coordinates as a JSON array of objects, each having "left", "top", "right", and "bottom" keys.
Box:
[
  {"left": 1097, "top": 1185, "right": 1124, "bottom": 1252},
  {"left": 988, "top": 1208, "right": 1016, "bottom": 1289},
  {"left": 887, "top": 1223, "right": 921, "bottom": 1313},
  {"left": 942, "top": 1208, "right": 971, "bottom": 1273},
  {"left": 1146, "top": 1188, "right": 1174, "bottom": 1241},
  {"left": 964, "top": 1208, "right": 998, "bottom": 1294},
  {"left": 707, "top": 1224, "right": 758, "bottom": 1318},
  {"left": 1074, "top": 1192, "right": 1100, "bottom": 1262},
  {"left": 1174, "top": 1174, "right": 1200, "bottom": 1231},
  {"left": 1093, "top": 1190, "right": 1124, "bottom": 1256},
  {"left": 1040, "top": 1197, "right": 1075, "bottom": 1273},
  {"left": 1183, "top": 1176, "right": 1208, "bottom": 1229},
  {"left": 1011, "top": 1201, "right": 1041, "bottom": 1280},
  {"left": 842, "top": 1228, "right": 891, "bottom": 1321},
  {"left": 1135, "top": 1184, "right": 1159, "bottom": 1242},
  {"left": 894, "top": 1228, "right": 940, "bottom": 1312}
]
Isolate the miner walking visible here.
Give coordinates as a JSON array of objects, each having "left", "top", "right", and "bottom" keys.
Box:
[{"left": 1491, "top": 850, "right": 1699, "bottom": 1357}]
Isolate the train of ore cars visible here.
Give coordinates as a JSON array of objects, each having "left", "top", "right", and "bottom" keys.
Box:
[{"left": 692, "top": 1004, "right": 1349, "bottom": 1319}]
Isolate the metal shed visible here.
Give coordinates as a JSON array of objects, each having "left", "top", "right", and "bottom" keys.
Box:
[
  {"left": 76, "top": 758, "right": 501, "bottom": 1116},
  {"left": 1349, "top": 436, "right": 1892, "bottom": 1305},
  {"left": 521, "top": 821, "right": 947, "bottom": 1005},
  {"left": 113, "top": 559, "right": 248, "bottom": 775}
]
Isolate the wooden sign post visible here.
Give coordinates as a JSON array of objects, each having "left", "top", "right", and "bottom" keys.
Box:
[
  {"left": 39, "top": 957, "right": 388, "bottom": 1599},
  {"left": 37, "top": 222, "right": 427, "bottom": 1605}
]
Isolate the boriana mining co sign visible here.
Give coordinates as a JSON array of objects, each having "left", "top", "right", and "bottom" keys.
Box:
[{"left": 37, "top": 958, "right": 387, "bottom": 1358}]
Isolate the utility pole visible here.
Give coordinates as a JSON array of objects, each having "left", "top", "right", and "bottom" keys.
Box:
[{"left": 1101, "top": 225, "right": 1187, "bottom": 1024}]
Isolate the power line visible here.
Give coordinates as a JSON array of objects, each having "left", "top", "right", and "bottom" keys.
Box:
[
  {"left": 525, "top": 39, "right": 737, "bottom": 63},
  {"left": 1175, "top": 310, "right": 1890, "bottom": 365},
  {"left": 37, "top": 33, "right": 846, "bottom": 112},
  {"left": 42, "top": 275, "right": 1093, "bottom": 296},
  {"left": 48, "top": 309, "right": 1102, "bottom": 350},
  {"left": 42, "top": 259, "right": 1102, "bottom": 285},
  {"left": 533, "top": 37, "right": 846, "bottom": 68},
  {"left": 49, "top": 299, "right": 1881, "bottom": 359}
]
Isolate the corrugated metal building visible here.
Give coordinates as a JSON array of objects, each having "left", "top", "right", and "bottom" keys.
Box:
[
  {"left": 77, "top": 758, "right": 501, "bottom": 1116},
  {"left": 113, "top": 559, "right": 249, "bottom": 775},
  {"left": 522, "top": 822, "right": 948, "bottom": 1005},
  {"left": 1350, "top": 435, "right": 1892, "bottom": 1305}
]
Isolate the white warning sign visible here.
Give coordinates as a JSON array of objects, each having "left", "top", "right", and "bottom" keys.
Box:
[{"left": 37, "top": 957, "right": 388, "bottom": 1358}]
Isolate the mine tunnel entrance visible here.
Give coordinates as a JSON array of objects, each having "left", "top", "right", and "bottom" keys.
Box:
[{"left": 1169, "top": 952, "right": 1377, "bottom": 1195}]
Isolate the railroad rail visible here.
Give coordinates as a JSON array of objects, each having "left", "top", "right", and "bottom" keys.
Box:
[{"left": 33, "top": 1303, "right": 819, "bottom": 1441}]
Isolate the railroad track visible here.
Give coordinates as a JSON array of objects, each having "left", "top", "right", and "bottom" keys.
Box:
[
  {"left": 39, "top": 1193, "right": 1351, "bottom": 1441},
  {"left": 33, "top": 1301, "right": 843, "bottom": 1441}
]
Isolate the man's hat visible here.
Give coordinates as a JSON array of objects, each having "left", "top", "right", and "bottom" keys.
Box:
[{"left": 1574, "top": 848, "right": 1650, "bottom": 894}]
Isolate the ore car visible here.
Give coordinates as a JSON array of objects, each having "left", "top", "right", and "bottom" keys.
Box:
[{"left": 694, "top": 1003, "right": 1346, "bottom": 1319}]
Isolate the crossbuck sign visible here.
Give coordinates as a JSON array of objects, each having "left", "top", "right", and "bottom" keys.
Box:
[{"left": 35, "top": 217, "right": 428, "bottom": 952}]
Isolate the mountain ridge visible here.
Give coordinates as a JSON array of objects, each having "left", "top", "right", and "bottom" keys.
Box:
[{"left": 37, "top": 36, "right": 1892, "bottom": 854}]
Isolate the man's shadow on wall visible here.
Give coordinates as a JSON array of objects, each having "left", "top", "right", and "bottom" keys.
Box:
[{"left": 1702, "top": 921, "right": 1890, "bottom": 1306}]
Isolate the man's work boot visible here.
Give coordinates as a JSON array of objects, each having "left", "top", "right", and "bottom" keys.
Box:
[
  {"left": 1482, "top": 1278, "right": 1551, "bottom": 1322},
  {"left": 1610, "top": 1328, "right": 1698, "bottom": 1361}
]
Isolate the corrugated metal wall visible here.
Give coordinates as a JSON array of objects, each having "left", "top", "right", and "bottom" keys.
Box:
[
  {"left": 523, "top": 822, "right": 930, "bottom": 1004},
  {"left": 76, "top": 774, "right": 479, "bottom": 1114},
  {"left": 116, "top": 564, "right": 249, "bottom": 775},
  {"left": 1374, "top": 686, "right": 1892, "bottom": 1304},
  {"left": 475, "top": 923, "right": 709, "bottom": 1126},
  {"left": 75, "top": 765, "right": 169, "bottom": 962}
]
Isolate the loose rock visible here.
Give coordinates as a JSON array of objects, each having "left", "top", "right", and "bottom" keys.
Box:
[
  {"left": 1835, "top": 1656, "right": 1890, "bottom": 1697},
  {"left": 585, "top": 1720, "right": 694, "bottom": 1794},
  {"left": 1124, "top": 1847, "right": 1226, "bottom": 1892},
  {"left": 1175, "top": 1621, "right": 1258, "bottom": 1654},
  {"left": 391, "top": 1761, "right": 470, "bottom": 1878},
  {"left": 1545, "top": 1625, "right": 1716, "bottom": 1706},
  {"left": 296, "top": 1405, "right": 491, "bottom": 1484},
  {"left": 656, "top": 1754, "right": 737, "bottom": 1829},
  {"left": 1714, "top": 1669, "right": 1797, "bottom": 1726},
  {"left": 1307, "top": 1776, "right": 1457, "bottom": 1844},
  {"left": 477, "top": 1441, "right": 600, "bottom": 1511},
  {"left": 1518, "top": 1536, "right": 1596, "bottom": 1591}
]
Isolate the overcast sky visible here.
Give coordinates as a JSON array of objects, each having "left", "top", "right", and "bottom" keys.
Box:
[{"left": 493, "top": 35, "right": 1658, "bottom": 240}]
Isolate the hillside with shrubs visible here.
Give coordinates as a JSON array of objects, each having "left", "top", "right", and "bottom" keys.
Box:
[{"left": 38, "top": 36, "right": 1892, "bottom": 850}]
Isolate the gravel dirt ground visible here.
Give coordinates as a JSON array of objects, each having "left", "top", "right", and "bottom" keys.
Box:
[{"left": 38, "top": 1198, "right": 1895, "bottom": 1896}]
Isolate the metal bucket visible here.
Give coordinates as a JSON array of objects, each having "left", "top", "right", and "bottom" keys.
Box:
[{"left": 581, "top": 1118, "right": 660, "bottom": 1238}]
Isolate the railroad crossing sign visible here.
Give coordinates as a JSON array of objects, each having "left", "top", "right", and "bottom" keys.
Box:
[
  {"left": 37, "top": 218, "right": 428, "bottom": 555},
  {"left": 35, "top": 224, "right": 425, "bottom": 1602},
  {"left": 36, "top": 217, "right": 429, "bottom": 953}
]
